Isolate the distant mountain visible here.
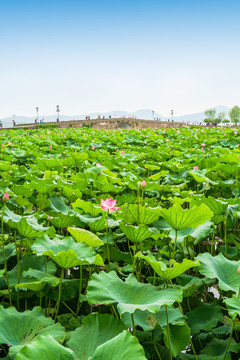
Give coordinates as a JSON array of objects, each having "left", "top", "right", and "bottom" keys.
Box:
[
  {"left": 174, "top": 106, "right": 230, "bottom": 124},
  {"left": 0, "top": 106, "right": 231, "bottom": 128}
]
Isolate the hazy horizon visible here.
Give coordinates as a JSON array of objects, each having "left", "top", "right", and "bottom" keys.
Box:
[{"left": 1, "top": 0, "right": 240, "bottom": 118}]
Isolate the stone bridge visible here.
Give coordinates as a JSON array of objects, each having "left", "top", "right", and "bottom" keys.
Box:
[{"left": 14, "top": 118, "right": 184, "bottom": 130}]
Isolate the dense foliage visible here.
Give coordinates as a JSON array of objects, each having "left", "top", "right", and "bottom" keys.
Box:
[{"left": 0, "top": 126, "right": 240, "bottom": 359}]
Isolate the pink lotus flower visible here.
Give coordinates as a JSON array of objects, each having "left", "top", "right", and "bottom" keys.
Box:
[
  {"left": 177, "top": 130, "right": 180, "bottom": 133},
  {"left": 120, "top": 150, "right": 125, "bottom": 155},
  {"left": 116, "top": 149, "right": 119, "bottom": 152},
  {"left": 141, "top": 180, "right": 147, "bottom": 188},
  {"left": 166, "top": 139, "right": 169, "bottom": 142},
  {"left": 234, "top": 131, "right": 237, "bottom": 135},
  {"left": 3, "top": 192, "right": 9, "bottom": 202},
  {"left": 91, "top": 145, "right": 95, "bottom": 150},
  {"left": 200, "top": 147, "right": 204, "bottom": 152},
  {"left": 101, "top": 198, "right": 120, "bottom": 212},
  {"left": 1, "top": 143, "right": 4, "bottom": 148},
  {"left": 49, "top": 145, "right": 52, "bottom": 149},
  {"left": 8, "top": 142, "right": 12, "bottom": 146},
  {"left": 47, "top": 131, "right": 50, "bottom": 134},
  {"left": 193, "top": 166, "right": 198, "bottom": 170},
  {"left": 96, "top": 163, "right": 103, "bottom": 167},
  {"left": 201, "top": 143, "right": 205, "bottom": 146}
]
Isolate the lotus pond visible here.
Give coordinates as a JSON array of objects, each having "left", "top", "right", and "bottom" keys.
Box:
[{"left": 0, "top": 126, "right": 240, "bottom": 359}]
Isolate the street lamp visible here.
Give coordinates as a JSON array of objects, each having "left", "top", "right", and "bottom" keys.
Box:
[
  {"left": 171, "top": 110, "right": 173, "bottom": 122},
  {"left": 152, "top": 110, "right": 154, "bottom": 121},
  {"left": 56, "top": 105, "right": 60, "bottom": 122},
  {"left": 36, "top": 107, "right": 39, "bottom": 122}
]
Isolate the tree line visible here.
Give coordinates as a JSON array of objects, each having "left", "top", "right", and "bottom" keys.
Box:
[{"left": 204, "top": 106, "right": 240, "bottom": 125}]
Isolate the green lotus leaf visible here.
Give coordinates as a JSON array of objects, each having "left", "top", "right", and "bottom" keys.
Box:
[
  {"left": 32, "top": 235, "right": 104, "bottom": 268},
  {"left": 119, "top": 223, "right": 157, "bottom": 243},
  {"left": 159, "top": 204, "right": 213, "bottom": 231},
  {"left": 163, "top": 323, "right": 191, "bottom": 358},
  {"left": 121, "top": 306, "right": 186, "bottom": 331},
  {"left": 198, "top": 337, "right": 240, "bottom": 360},
  {"left": 50, "top": 197, "right": 74, "bottom": 215},
  {"left": 25, "top": 179, "right": 55, "bottom": 193},
  {"left": 49, "top": 213, "right": 79, "bottom": 229},
  {"left": 0, "top": 243, "right": 16, "bottom": 264},
  {"left": 3, "top": 207, "right": 55, "bottom": 238},
  {"left": 95, "top": 182, "right": 123, "bottom": 193},
  {"left": 197, "top": 252, "right": 240, "bottom": 293},
  {"left": 173, "top": 221, "right": 213, "bottom": 245},
  {"left": 192, "top": 196, "right": 229, "bottom": 224},
  {"left": 187, "top": 303, "right": 223, "bottom": 334},
  {"left": 90, "top": 330, "right": 147, "bottom": 360},
  {"left": 189, "top": 170, "right": 218, "bottom": 185},
  {"left": 15, "top": 269, "right": 59, "bottom": 291},
  {"left": 13, "top": 334, "right": 76, "bottom": 360},
  {"left": 43, "top": 170, "right": 58, "bottom": 179},
  {"left": 68, "top": 227, "right": 104, "bottom": 247},
  {"left": 10, "top": 184, "right": 33, "bottom": 197},
  {"left": 87, "top": 271, "right": 183, "bottom": 316},
  {"left": 0, "top": 306, "right": 66, "bottom": 356},
  {"left": 0, "top": 253, "right": 56, "bottom": 289},
  {"left": 71, "top": 199, "right": 102, "bottom": 216},
  {"left": 66, "top": 314, "right": 126, "bottom": 360},
  {"left": 176, "top": 274, "right": 207, "bottom": 297},
  {"left": 76, "top": 214, "right": 106, "bottom": 232},
  {"left": 224, "top": 295, "right": 240, "bottom": 319},
  {"left": 120, "top": 204, "right": 161, "bottom": 225},
  {"left": 136, "top": 253, "right": 199, "bottom": 281}
]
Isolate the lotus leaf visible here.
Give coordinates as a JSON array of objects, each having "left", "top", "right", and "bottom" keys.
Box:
[
  {"left": 159, "top": 204, "right": 213, "bottom": 231},
  {"left": 136, "top": 253, "right": 199, "bottom": 281},
  {"left": 224, "top": 295, "right": 240, "bottom": 318},
  {"left": 87, "top": 271, "right": 183, "bottom": 316},
  {"left": 32, "top": 235, "right": 104, "bottom": 268},
  {"left": 186, "top": 302, "right": 224, "bottom": 334},
  {"left": 66, "top": 313, "right": 126, "bottom": 359},
  {"left": 68, "top": 227, "right": 104, "bottom": 247},
  {"left": 197, "top": 252, "right": 240, "bottom": 293},
  {"left": 163, "top": 323, "right": 191, "bottom": 358},
  {"left": 0, "top": 306, "right": 66, "bottom": 357}
]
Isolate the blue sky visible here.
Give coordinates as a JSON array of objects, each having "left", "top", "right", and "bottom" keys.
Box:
[{"left": 1, "top": 0, "right": 240, "bottom": 118}]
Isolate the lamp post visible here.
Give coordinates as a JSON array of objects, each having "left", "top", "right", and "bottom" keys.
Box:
[
  {"left": 152, "top": 110, "right": 154, "bottom": 121},
  {"left": 36, "top": 107, "right": 39, "bottom": 123},
  {"left": 171, "top": 110, "right": 173, "bottom": 122},
  {"left": 56, "top": 105, "right": 60, "bottom": 122}
]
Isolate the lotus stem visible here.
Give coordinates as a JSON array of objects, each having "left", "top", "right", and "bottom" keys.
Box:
[
  {"left": 210, "top": 226, "right": 215, "bottom": 256},
  {"left": 165, "top": 305, "right": 173, "bottom": 360},
  {"left": 153, "top": 342, "right": 162, "bottom": 360},
  {"left": 224, "top": 218, "right": 227, "bottom": 256},
  {"left": 1, "top": 204, "right": 12, "bottom": 306},
  {"left": 131, "top": 313, "right": 136, "bottom": 336},
  {"left": 223, "top": 316, "right": 236, "bottom": 360},
  {"left": 54, "top": 267, "right": 64, "bottom": 321},
  {"left": 106, "top": 211, "right": 110, "bottom": 268},
  {"left": 172, "top": 230, "right": 178, "bottom": 259},
  {"left": 76, "top": 265, "right": 83, "bottom": 316}
]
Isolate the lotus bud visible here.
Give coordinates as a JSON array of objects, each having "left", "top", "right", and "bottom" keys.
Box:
[
  {"left": 237, "top": 265, "right": 240, "bottom": 275},
  {"left": 141, "top": 180, "right": 147, "bottom": 188},
  {"left": 3, "top": 192, "right": 9, "bottom": 202}
]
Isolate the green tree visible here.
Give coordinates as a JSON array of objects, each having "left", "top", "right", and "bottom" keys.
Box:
[
  {"left": 204, "top": 108, "right": 216, "bottom": 122},
  {"left": 229, "top": 106, "right": 240, "bottom": 123},
  {"left": 218, "top": 111, "right": 225, "bottom": 122}
]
